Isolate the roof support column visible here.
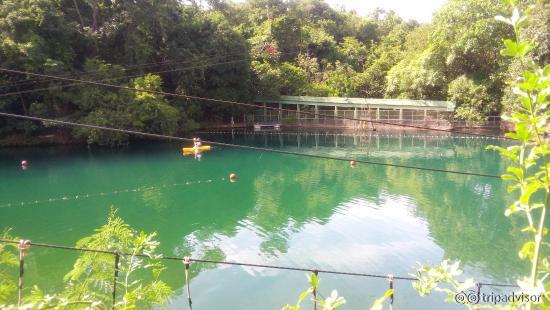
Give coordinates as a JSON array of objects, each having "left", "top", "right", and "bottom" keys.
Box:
[
  {"left": 315, "top": 105, "right": 319, "bottom": 120},
  {"left": 424, "top": 109, "right": 428, "bottom": 123},
  {"left": 354, "top": 107, "right": 358, "bottom": 129},
  {"left": 263, "top": 102, "right": 267, "bottom": 122},
  {"left": 278, "top": 103, "right": 282, "bottom": 123},
  {"left": 376, "top": 108, "right": 380, "bottom": 120},
  {"left": 399, "top": 108, "right": 403, "bottom": 121},
  {"left": 296, "top": 104, "right": 300, "bottom": 119}
]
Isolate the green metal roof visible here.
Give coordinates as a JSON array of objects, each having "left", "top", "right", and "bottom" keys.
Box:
[{"left": 256, "top": 96, "right": 455, "bottom": 111}]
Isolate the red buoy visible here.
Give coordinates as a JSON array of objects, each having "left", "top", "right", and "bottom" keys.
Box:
[
  {"left": 229, "top": 173, "right": 237, "bottom": 182},
  {"left": 21, "top": 160, "right": 28, "bottom": 166},
  {"left": 350, "top": 160, "right": 356, "bottom": 167}
]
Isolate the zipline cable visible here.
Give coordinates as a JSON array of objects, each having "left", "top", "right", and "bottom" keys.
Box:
[
  {"left": 0, "top": 239, "right": 518, "bottom": 288},
  {"left": 0, "top": 50, "right": 301, "bottom": 89},
  {"left": 0, "top": 67, "right": 510, "bottom": 140},
  {"left": 0, "top": 58, "right": 255, "bottom": 97},
  {"left": 0, "top": 112, "right": 502, "bottom": 178},
  {"left": 0, "top": 51, "right": 277, "bottom": 89}
]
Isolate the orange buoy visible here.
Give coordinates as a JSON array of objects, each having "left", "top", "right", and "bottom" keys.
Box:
[{"left": 229, "top": 173, "right": 237, "bottom": 182}]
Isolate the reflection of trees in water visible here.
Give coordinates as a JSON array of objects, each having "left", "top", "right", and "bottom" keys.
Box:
[{"left": 173, "top": 132, "right": 526, "bottom": 281}]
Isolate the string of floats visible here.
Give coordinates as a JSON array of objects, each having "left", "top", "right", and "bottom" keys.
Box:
[
  {"left": 0, "top": 238, "right": 518, "bottom": 288},
  {"left": 0, "top": 177, "right": 223, "bottom": 209},
  {"left": 0, "top": 112, "right": 502, "bottom": 179},
  {"left": 0, "top": 67, "right": 510, "bottom": 140}
]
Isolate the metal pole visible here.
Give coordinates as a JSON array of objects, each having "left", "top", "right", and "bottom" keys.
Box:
[
  {"left": 112, "top": 253, "right": 120, "bottom": 309},
  {"left": 18, "top": 240, "right": 31, "bottom": 307},
  {"left": 184, "top": 257, "right": 193, "bottom": 310},
  {"left": 388, "top": 275, "right": 394, "bottom": 310}
]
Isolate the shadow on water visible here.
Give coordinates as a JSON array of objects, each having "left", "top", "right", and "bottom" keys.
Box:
[{"left": 0, "top": 130, "right": 534, "bottom": 309}]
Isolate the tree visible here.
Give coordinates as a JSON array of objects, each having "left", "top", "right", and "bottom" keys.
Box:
[{"left": 447, "top": 75, "right": 497, "bottom": 121}]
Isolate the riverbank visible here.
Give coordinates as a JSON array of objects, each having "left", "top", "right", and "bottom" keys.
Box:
[
  {"left": 1, "top": 123, "right": 509, "bottom": 147},
  {"left": 0, "top": 132, "right": 81, "bottom": 147}
]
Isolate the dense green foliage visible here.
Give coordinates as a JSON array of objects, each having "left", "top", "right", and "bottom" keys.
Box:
[
  {"left": 0, "top": 209, "right": 172, "bottom": 309},
  {"left": 491, "top": 2, "right": 549, "bottom": 306},
  {"left": 405, "top": 3, "right": 549, "bottom": 309},
  {"left": 0, "top": 0, "right": 548, "bottom": 144},
  {"left": 0, "top": 230, "right": 17, "bottom": 306}
]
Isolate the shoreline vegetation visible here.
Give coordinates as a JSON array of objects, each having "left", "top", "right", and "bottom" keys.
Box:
[{"left": 1, "top": 0, "right": 547, "bottom": 147}]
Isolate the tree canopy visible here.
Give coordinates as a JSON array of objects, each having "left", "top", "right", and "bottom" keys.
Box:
[{"left": 0, "top": 0, "right": 547, "bottom": 144}]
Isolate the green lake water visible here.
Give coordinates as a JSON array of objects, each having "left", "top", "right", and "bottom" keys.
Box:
[{"left": 0, "top": 130, "right": 533, "bottom": 309}]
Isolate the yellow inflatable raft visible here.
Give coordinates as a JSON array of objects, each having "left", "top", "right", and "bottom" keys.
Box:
[{"left": 182, "top": 145, "right": 211, "bottom": 154}]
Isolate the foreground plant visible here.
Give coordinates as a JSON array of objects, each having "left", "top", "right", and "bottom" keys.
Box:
[
  {"left": 412, "top": 260, "right": 478, "bottom": 309},
  {"left": 489, "top": 0, "right": 549, "bottom": 307},
  {"left": 28, "top": 208, "right": 172, "bottom": 309},
  {"left": 0, "top": 229, "right": 18, "bottom": 305},
  {"left": 283, "top": 273, "right": 345, "bottom": 310}
]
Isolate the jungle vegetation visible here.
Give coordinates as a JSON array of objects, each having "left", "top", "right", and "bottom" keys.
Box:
[{"left": 0, "top": 0, "right": 548, "bottom": 145}]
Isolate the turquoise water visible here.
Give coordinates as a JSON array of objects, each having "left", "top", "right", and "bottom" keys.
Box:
[{"left": 0, "top": 130, "right": 530, "bottom": 309}]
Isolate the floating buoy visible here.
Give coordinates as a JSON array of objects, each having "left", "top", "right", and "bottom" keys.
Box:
[
  {"left": 229, "top": 173, "right": 237, "bottom": 182},
  {"left": 21, "top": 160, "right": 28, "bottom": 166},
  {"left": 350, "top": 160, "right": 357, "bottom": 168}
]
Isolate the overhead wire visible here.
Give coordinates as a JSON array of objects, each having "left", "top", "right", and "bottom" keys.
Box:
[
  {"left": 0, "top": 58, "right": 256, "bottom": 97},
  {"left": 0, "top": 112, "right": 502, "bottom": 178},
  {"left": 0, "top": 51, "right": 270, "bottom": 89},
  {"left": 0, "top": 67, "right": 510, "bottom": 140}
]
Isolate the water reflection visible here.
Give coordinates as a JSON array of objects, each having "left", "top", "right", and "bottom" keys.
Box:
[
  {"left": 0, "top": 131, "right": 530, "bottom": 309},
  {"left": 168, "top": 131, "right": 525, "bottom": 286}
]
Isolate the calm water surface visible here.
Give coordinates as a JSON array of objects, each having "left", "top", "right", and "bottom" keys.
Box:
[{"left": 0, "top": 130, "right": 530, "bottom": 309}]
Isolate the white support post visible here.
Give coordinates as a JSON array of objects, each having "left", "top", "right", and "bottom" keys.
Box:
[
  {"left": 278, "top": 103, "right": 282, "bottom": 122},
  {"left": 315, "top": 105, "right": 319, "bottom": 119},
  {"left": 263, "top": 102, "right": 267, "bottom": 122},
  {"left": 376, "top": 108, "right": 380, "bottom": 120}
]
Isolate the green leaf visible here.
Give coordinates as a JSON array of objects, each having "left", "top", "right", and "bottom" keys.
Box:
[
  {"left": 501, "top": 173, "right": 518, "bottom": 181},
  {"left": 505, "top": 204, "right": 518, "bottom": 216},
  {"left": 507, "top": 167, "right": 524, "bottom": 180},
  {"left": 495, "top": 15, "right": 512, "bottom": 25},
  {"left": 519, "top": 182, "right": 540, "bottom": 205},
  {"left": 501, "top": 39, "right": 535, "bottom": 58},
  {"left": 370, "top": 289, "right": 393, "bottom": 310},
  {"left": 518, "top": 242, "right": 536, "bottom": 261}
]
